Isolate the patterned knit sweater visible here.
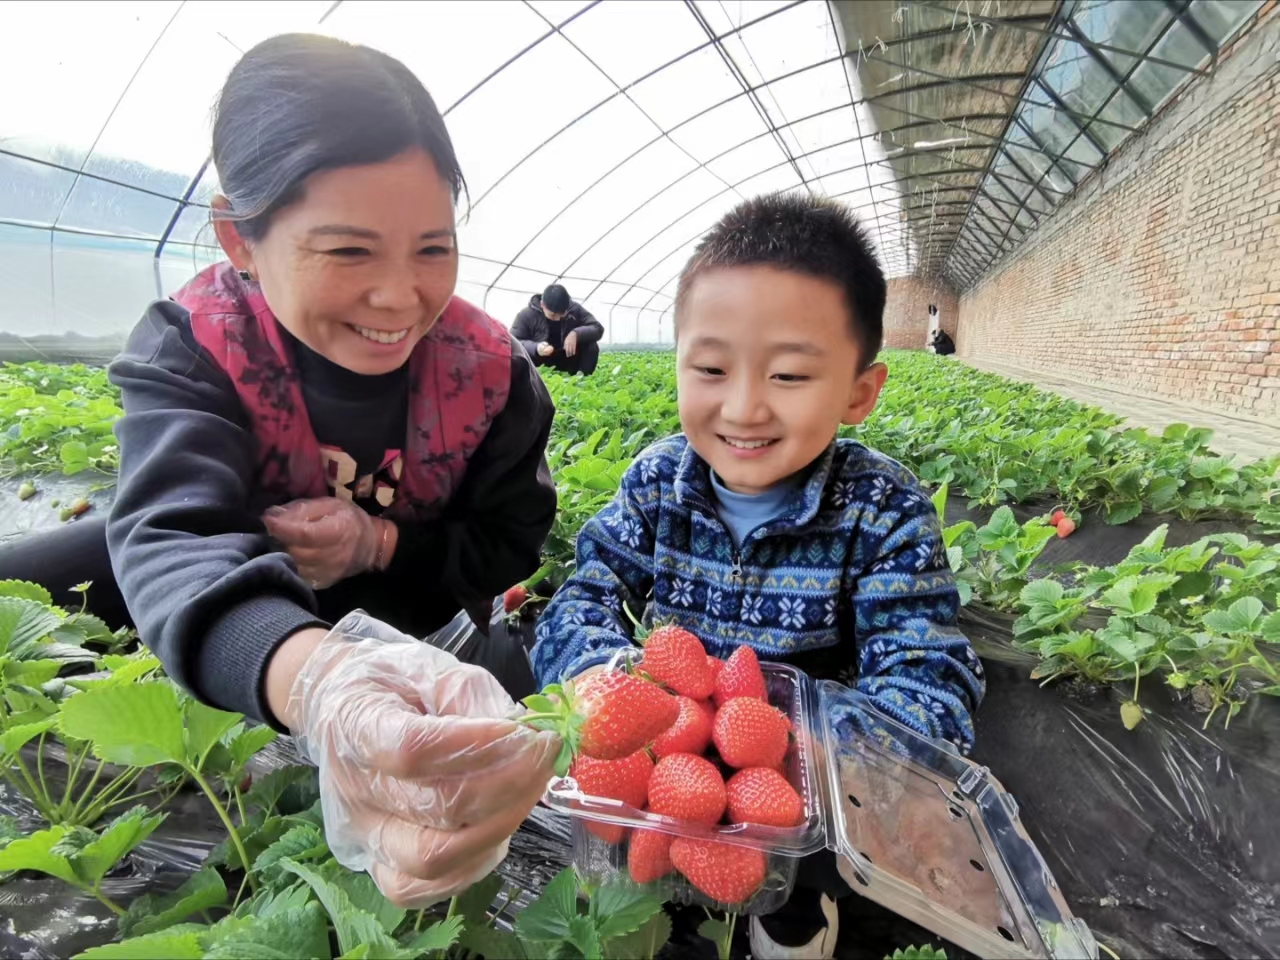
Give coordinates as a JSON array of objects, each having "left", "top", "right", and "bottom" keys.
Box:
[{"left": 531, "top": 435, "right": 986, "bottom": 753}]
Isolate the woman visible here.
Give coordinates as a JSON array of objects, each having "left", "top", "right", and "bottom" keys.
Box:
[{"left": 0, "top": 34, "right": 559, "bottom": 905}]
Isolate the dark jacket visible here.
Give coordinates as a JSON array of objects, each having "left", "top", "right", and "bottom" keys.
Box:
[
  {"left": 512, "top": 295, "right": 604, "bottom": 357},
  {"left": 106, "top": 300, "right": 556, "bottom": 728},
  {"left": 931, "top": 329, "right": 956, "bottom": 355}
]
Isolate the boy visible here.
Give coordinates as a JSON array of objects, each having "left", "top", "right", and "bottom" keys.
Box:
[{"left": 531, "top": 192, "right": 984, "bottom": 959}]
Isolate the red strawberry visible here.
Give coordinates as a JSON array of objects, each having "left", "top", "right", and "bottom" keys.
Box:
[
  {"left": 707, "top": 656, "right": 724, "bottom": 685},
  {"left": 670, "top": 838, "right": 766, "bottom": 904},
  {"left": 570, "top": 751, "right": 653, "bottom": 844},
  {"left": 647, "top": 753, "right": 726, "bottom": 825},
  {"left": 1050, "top": 509, "right": 1066, "bottom": 526},
  {"left": 575, "top": 672, "right": 679, "bottom": 760},
  {"left": 726, "top": 768, "right": 804, "bottom": 828},
  {"left": 503, "top": 584, "right": 528, "bottom": 614},
  {"left": 714, "top": 646, "right": 767, "bottom": 706},
  {"left": 653, "top": 696, "right": 715, "bottom": 759},
  {"left": 628, "top": 822, "right": 674, "bottom": 883},
  {"left": 643, "top": 624, "right": 714, "bottom": 698},
  {"left": 1056, "top": 517, "right": 1077, "bottom": 538},
  {"left": 713, "top": 698, "right": 790, "bottom": 770}
]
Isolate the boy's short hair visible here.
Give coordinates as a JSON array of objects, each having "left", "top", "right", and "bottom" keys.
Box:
[{"left": 674, "top": 192, "right": 887, "bottom": 365}]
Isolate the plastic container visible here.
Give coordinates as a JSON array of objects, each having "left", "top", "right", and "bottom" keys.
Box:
[{"left": 542, "top": 652, "right": 1098, "bottom": 960}]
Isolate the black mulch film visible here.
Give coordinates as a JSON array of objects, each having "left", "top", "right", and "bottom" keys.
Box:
[{"left": 2, "top": 476, "right": 1276, "bottom": 959}]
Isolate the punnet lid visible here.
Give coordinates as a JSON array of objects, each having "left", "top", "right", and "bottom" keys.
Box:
[{"left": 817, "top": 680, "right": 1097, "bottom": 960}]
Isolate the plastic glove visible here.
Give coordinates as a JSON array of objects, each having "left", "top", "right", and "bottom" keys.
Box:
[
  {"left": 287, "top": 611, "right": 561, "bottom": 907},
  {"left": 264, "top": 497, "right": 389, "bottom": 590}
]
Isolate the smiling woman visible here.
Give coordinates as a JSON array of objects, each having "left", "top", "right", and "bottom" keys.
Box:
[{"left": 0, "top": 33, "right": 561, "bottom": 910}]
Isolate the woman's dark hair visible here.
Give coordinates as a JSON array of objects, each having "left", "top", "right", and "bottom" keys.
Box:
[{"left": 212, "top": 33, "right": 466, "bottom": 241}]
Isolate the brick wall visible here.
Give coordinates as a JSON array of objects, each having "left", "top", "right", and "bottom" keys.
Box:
[
  {"left": 882, "top": 276, "right": 959, "bottom": 350},
  {"left": 955, "top": 8, "right": 1280, "bottom": 419}
]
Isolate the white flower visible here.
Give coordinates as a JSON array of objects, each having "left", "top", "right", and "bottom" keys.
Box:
[
  {"left": 869, "top": 477, "right": 891, "bottom": 503},
  {"left": 671, "top": 579, "right": 694, "bottom": 607},
  {"left": 779, "top": 597, "right": 805, "bottom": 629},
  {"left": 613, "top": 515, "right": 643, "bottom": 548},
  {"left": 706, "top": 587, "right": 723, "bottom": 617},
  {"left": 639, "top": 457, "right": 660, "bottom": 483},
  {"left": 831, "top": 480, "right": 858, "bottom": 508},
  {"left": 741, "top": 595, "right": 764, "bottom": 625},
  {"left": 823, "top": 598, "right": 838, "bottom": 626}
]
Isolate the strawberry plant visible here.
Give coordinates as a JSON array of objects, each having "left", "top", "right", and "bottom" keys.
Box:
[{"left": 0, "top": 362, "right": 122, "bottom": 477}]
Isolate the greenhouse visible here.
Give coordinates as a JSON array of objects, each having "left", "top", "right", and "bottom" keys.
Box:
[{"left": 0, "top": 0, "right": 1277, "bottom": 958}]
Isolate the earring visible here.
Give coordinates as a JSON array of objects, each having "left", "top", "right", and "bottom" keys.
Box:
[{"left": 238, "top": 269, "right": 252, "bottom": 282}]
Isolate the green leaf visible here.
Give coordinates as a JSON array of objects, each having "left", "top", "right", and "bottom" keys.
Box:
[
  {"left": 205, "top": 902, "right": 331, "bottom": 960},
  {"left": 1204, "top": 597, "right": 1265, "bottom": 634},
  {"left": 74, "top": 806, "right": 166, "bottom": 886},
  {"left": 59, "top": 681, "right": 186, "bottom": 767},
  {"left": 1101, "top": 575, "right": 1178, "bottom": 617},
  {"left": 1105, "top": 500, "right": 1143, "bottom": 526},
  {"left": 567, "top": 915, "right": 604, "bottom": 960},
  {"left": 0, "top": 716, "right": 57, "bottom": 758},
  {"left": 314, "top": 859, "right": 406, "bottom": 935},
  {"left": 0, "top": 580, "right": 54, "bottom": 604},
  {"left": 74, "top": 926, "right": 207, "bottom": 959},
  {"left": 1019, "top": 579, "right": 1064, "bottom": 606},
  {"left": 460, "top": 924, "right": 526, "bottom": 960},
  {"left": 454, "top": 872, "right": 506, "bottom": 927},
  {"left": 228, "top": 724, "right": 278, "bottom": 770},
  {"left": 885, "top": 947, "right": 948, "bottom": 960},
  {"left": 0, "top": 596, "right": 64, "bottom": 657},
  {"left": 60, "top": 440, "right": 90, "bottom": 469},
  {"left": 1172, "top": 571, "right": 1212, "bottom": 600},
  {"left": 604, "top": 911, "right": 672, "bottom": 960},
  {"left": 929, "top": 482, "right": 948, "bottom": 522},
  {"left": 516, "top": 867, "right": 579, "bottom": 944},
  {"left": 183, "top": 699, "right": 244, "bottom": 770},
  {"left": 1262, "top": 611, "right": 1280, "bottom": 644},
  {"left": 253, "top": 824, "right": 329, "bottom": 881},
  {"left": 402, "top": 915, "right": 464, "bottom": 956},
  {"left": 697, "top": 917, "right": 730, "bottom": 955},
  {"left": 1146, "top": 475, "right": 1181, "bottom": 510},
  {"left": 590, "top": 880, "right": 663, "bottom": 941},
  {"left": 279, "top": 858, "right": 396, "bottom": 958},
  {"left": 245, "top": 765, "right": 321, "bottom": 816},
  {"left": 0, "top": 826, "right": 78, "bottom": 883},
  {"left": 121, "top": 867, "right": 228, "bottom": 937}
]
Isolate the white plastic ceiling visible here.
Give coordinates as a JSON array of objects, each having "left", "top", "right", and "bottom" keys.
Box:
[{"left": 0, "top": 0, "right": 1261, "bottom": 345}]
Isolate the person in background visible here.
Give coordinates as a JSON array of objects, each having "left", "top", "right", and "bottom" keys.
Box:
[
  {"left": 531, "top": 192, "right": 984, "bottom": 959},
  {"left": 930, "top": 326, "right": 956, "bottom": 356},
  {"left": 0, "top": 34, "right": 560, "bottom": 908},
  {"left": 512, "top": 283, "right": 604, "bottom": 376}
]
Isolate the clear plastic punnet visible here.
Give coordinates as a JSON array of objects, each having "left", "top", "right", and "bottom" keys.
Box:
[{"left": 542, "top": 652, "right": 1098, "bottom": 960}]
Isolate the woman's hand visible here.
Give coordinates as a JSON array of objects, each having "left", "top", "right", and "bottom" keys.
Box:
[
  {"left": 264, "top": 497, "right": 397, "bottom": 589},
  {"left": 267, "top": 614, "right": 560, "bottom": 907}
]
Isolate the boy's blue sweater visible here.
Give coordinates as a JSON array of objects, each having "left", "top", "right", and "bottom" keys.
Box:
[{"left": 532, "top": 435, "right": 986, "bottom": 752}]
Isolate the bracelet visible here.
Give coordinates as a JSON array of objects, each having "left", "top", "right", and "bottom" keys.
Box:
[{"left": 373, "top": 518, "right": 393, "bottom": 571}]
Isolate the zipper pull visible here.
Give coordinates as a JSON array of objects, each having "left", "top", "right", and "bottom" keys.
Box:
[{"left": 730, "top": 552, "right": 742, "bottom": 581}]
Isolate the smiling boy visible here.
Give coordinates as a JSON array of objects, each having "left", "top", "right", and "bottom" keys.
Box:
[{"left": 531, "top": 193, "right": 984, "bottom": 957}]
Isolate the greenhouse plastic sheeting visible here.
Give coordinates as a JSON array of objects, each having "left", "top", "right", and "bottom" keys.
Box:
[{"left": 1, "top": 0, "right": 1263, "bottom": 355}]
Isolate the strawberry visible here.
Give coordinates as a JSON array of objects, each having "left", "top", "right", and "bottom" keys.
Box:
[
  {"left": 641, "top": 624, "right": 715, "bottom": 698},
  {"left": 1050, "top": 509, "right": 1066, "bottom": 526},
  {"left": 726, "top": 768, "right": 804, "bottom": 828},
  {"left": 570, "top": 751, "right": 653, "bottom": 845},
  {"left": 707, "top": 656, "right": 724, "bottom": 686},
  {"left": 714, "top": 646, "right": 767, "bottom": 706},
  {"left": 713, "top": 698, "right": 790, "bottom": 770},
  {"left": 647, "top": 753, "right": 726, "bottom": 825},
  {"left": 670, "top": 838, "right": 766, "bottom": 904},
  {"left": 1056, "top": 517, "right": 1077, "bottom": 538},
  {"left": 503, "top": 584, "right": 528, "bottom": 614},
  {"left": 628, "top": 822, "right": 675, "bottom": 883},
  {"left": 521, "top": 671, "right": 679, "bottom": 772},
  {"left": 652, "top": 696, "right": 715, "bottom": 759}
]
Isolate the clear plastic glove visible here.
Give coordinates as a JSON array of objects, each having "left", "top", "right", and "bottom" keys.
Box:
[
  {"left": 264, "top": 497, "right": 389, "bottom": 590},
  {"left": 287, "top": 611, "right": 560, "bottom": 907}
]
